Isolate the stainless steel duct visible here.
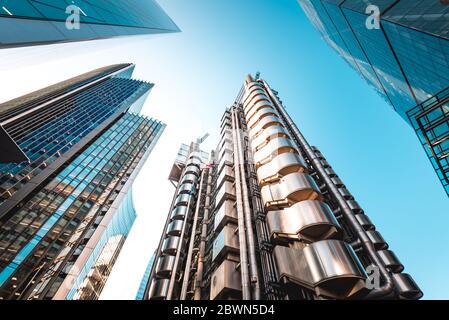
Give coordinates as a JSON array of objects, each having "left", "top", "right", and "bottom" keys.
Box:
[
  {"left": 233, "top": 109, "right": 261, "bottom": 300},
  {"left": 231, "top": 109, "right": 251, "bottom": 300}
]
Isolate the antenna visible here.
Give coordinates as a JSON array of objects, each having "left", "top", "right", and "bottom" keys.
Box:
[{"left": 196, "top": 133, "right": 209, "bottom": 145}]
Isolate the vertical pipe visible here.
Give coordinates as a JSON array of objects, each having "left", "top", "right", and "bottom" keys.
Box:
[
  {"left": 231, "top": 109, "right": 251, "bottom": 300},
  {"left": 262, "top": 80, "right": 394, "bottom": 299},
  {"left": 180, "top": 169, "right": 206, "bottom": 299},
  {"left": 233, "top": 108, "right": 261, "bottom": 300},
  {"left": 193, "top": 168, "right": 213, "bottom": 300}
]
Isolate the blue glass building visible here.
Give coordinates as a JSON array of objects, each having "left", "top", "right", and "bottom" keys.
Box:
[
  {"left": 0, "top": 0, "right": 180, "bottom": 48},
  {"left": 298, "top": 0, "right": 449, "bottom": 196},
  {"left": 135, "top": 253, "right": 155, "bottom": 300},
  {"left": 0, "top": 64, "right": 165, "bottom": 299},
  {"left": 65, "top": 189, "right": 137, "bottom": 300}
]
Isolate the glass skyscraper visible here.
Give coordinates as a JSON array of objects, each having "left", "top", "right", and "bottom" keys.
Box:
[
  {"left": 0, "top": 0, "right": 180, "bottom": 48},
  {"left": 298, "top": 0, "right": 449, "bottom": 196},
  {"left": 0, "top": 63, "right": 165, "bottom": 299},
  {"left": 135, "top": 253, "right": 155, "bottom": 300}
]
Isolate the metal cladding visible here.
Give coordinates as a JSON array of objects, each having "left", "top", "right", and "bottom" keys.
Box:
[
  {"left": 239, "top": 77, "right": 421, "bottom": 300},
  {"left": 266, "top": 200, "right": 341, "bottom": 243},
  {"left": 144, "top": 75, "right": 422, "bottom": 301},
  {"left": 273, "top": 240, "right": 367, "bottom": 299}
]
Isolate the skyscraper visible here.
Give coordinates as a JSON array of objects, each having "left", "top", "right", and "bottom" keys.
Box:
[
  {"left": 298, "top": 0, "right": 449, "bottom": 196},
  {"left": 0, "top": 0, "right": 179, "bottom": 48},
  {"left": 143, "top": 74, "right": 422, "bottom": 300},
  {"left": 0, "top": 64, "right": 165, "bottom": 300},
  {"left": 136, "top": 252, "right": 155, "bottom": 300}
]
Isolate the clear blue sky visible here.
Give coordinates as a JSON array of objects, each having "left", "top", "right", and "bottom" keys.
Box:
[{"left": 0, "top": 0, "right": 446, "bottom": 300}]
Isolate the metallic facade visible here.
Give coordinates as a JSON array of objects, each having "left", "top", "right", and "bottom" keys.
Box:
[
  {"left": 298, "top": 0, "right": 449, "bottom": 196},
  {"left": 144, "top": 75, "right": 422, "bottom": 300},
  {"left": 0, "top": 0, "right": 179, "bottom": 48},
  {"left": 0, "top": 64, "right": 165, "bottom": 299}
]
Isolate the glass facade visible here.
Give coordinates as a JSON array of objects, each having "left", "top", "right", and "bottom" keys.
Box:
[
  {"left": 0, "top": 64, "right": 165, "bottom": 299},
  {"left": 66, "top": 189, "right": 136, "bottom": 300},
  {"left": 135, "top": 253, "right": 155, "bottom": 300},
  {"left": 298, "top": 0, "right": 449, "bottom": 196},
  {"left": 0, "top": 0, "right": 180, "bottom": 48},
  {"left": 0, "top": 64, "right": 151, "bottom": 207}
]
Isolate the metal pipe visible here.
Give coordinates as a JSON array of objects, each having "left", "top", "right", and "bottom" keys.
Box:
[
  {"left": 233, "top": 108, "right": 261, "bottom": 300},
  {"left": 193, "top": 166, "right": 213, "bottom": 300},
  {"left": 231, "top": 109, "right": 251, "bottom": 300},
  {"left": 180, "top": 169, "right": 206, "bottom": 299},
  {"left": 262, "top": 80, "right": 394, "bottom": 299}
]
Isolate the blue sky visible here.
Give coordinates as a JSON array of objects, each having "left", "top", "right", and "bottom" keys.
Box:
[{"left": 0, "top": 0, "right": 447, "bottom": 300}]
